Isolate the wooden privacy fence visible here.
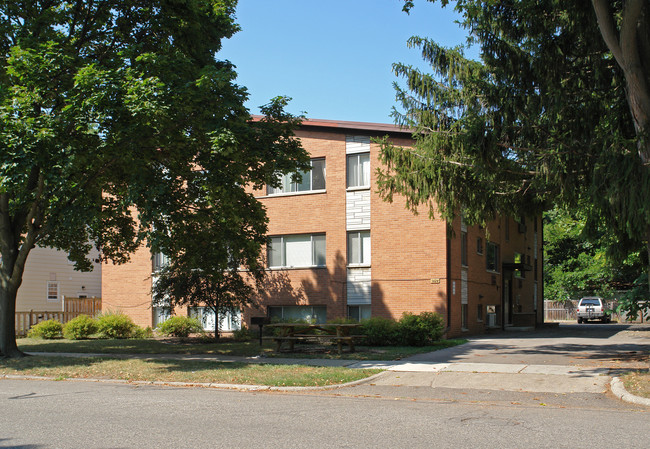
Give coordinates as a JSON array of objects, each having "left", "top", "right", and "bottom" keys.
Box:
[{"left": 15, "top": 297, "right": 101, "bottom": 337}]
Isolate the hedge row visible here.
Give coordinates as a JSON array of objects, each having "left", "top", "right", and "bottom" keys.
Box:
[{"left": 27, "top": 312, "right": 152, "bottom": 340}]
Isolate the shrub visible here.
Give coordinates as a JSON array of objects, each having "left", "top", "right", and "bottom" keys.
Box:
[
  {"left": 157, "top": 316, "right": 204, "bottom": 338},
  {"left": 27, "top": 319, "right": 63, "bottom": 339},
  {"left": 96, "top": 312, "right": 138, "bottom": 339},
  {"left": 232, "top": 326, "right": 253, "bottom": 341},
  {"left": 360, "top": 317, "right": 398, "bottom": 346},
  {"left": 63, "top": 315, "right": 98, "bottom": 340},
  {"left": 396, "top": 312, "right": 444, "bottom": 346},
  {"left": 133, "top": 326, "right": 154, "bottom": 339}
]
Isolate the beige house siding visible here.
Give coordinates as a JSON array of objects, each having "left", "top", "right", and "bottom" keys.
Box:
[{"left": 16, "top": 247, "right": 101, "bottom": 312}]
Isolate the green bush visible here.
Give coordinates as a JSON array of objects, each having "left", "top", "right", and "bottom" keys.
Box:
[
  {"left": 27, "top": 319, "right": 63, "bottom": 339},
  {"left": 96, "top": 312, "right": 138, "bottom": 339},
  {"left": 133, "top": 326, "right": 154, "bottom": 339},
  {"left": 157, "top": 316, "right": 204, "bottom": 338},
  {"left": 62, "top": 315, "right": 98, "bottom": 340},
  {"left": 396, "top": 312, "right": 444, "bottom": 346},
  {"left": 360, "top": 317, "right": 398, "bottom": 346},
  {"left": 232, "top": 326, "right": 253, "bottom": 341}
]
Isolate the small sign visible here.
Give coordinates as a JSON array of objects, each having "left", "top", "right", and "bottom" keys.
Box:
[
  {"left": 430, "top": 278, "right": 440, "bottom": 284},
  {"left": 487, "top": 305, "right": 496, "bottom": 314}
]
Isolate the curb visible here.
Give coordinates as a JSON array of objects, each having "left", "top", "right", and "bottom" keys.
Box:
[
  {"left": 1, "top": 371, "right": 385, "bottom": 392},
  {"left": 610, "top": 377, "right": 650, "bottom": 407}
]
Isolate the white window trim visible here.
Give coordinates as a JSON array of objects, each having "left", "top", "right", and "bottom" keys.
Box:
[
  {"left": 346, "top": 153, "right": 370, "bottom": 189},
  {"left": 267, "top": 158, "right": 326, "bottom": 196},
  {"left": 268, "top": 234, "right": 326, "bottom": 269},
  {"left": 347, "top": 230, "right": 371, "bottom": 267},
  {"left": 46, "top": 281, "right": 59, "bottom": 302}
]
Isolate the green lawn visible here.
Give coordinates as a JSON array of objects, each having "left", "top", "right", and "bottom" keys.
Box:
[
  {"left": 18, "top": 337, "right": 467, "bottom": 361},
  {"left": 0, "top": 356, "right": 381, "bottom": 387}
]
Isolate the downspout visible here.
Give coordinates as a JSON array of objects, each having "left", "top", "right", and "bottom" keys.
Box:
[{"left": 446, "top": 232, "right": 452, "bottom": 333}]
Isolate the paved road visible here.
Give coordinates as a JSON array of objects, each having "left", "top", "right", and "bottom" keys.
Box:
[
  {"left": 2, "top": 323, "right": 648, "bottom": 448},
  {"left": 0, "top": 378, "right": 648, "bottom": 449}
]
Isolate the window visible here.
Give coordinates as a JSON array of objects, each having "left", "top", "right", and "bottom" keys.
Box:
[
  {"left": 347, "top": 231, "right": 371, "bottom": 265},
  {"left": 514, "top": 252, "right": 525, "bottom": 278},
  {"left": 476, "top": 237, "right": 483, "bottom": 255},
  {"left": 346, "top": 153, "right": 370, "bottom": 188},
  {"left": 47, "top": 281, "right": 59, "bottom": 302},
  {"left": 152, "top": 253, "right": 169, "bottom": 272},
  {"left": 348, "top": 305, "right": 371, "bottom": 322},
  {"left": 267, "top": 158, "right": 326, "bottom": 195},
  {"left": 477, "top": 304, "right": 483, "bottom": 322},
  {"left": 189, "top": 307, "right": 241, "bottom": 332},
  {"left": 460, "top": 231, "right": 468, "bottom": 266},
  {"left": 152, "top": 306, "right": 171, "bottom": 328},
  {"left": 268, "top": 234, "right": 326, "bottom": 268},
  {"left": 268, "top": 305, "right": 327, "bottom": 324},
  {"left": 486, "top": 241, "right": 500, "bottom": 272}
]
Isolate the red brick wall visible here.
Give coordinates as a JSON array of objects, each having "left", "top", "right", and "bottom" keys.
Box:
[
  {"left": 101, "top": 244, "right": 155, "bottom": 328},
  {"left": 369, "top": 138, "right": 449, "bottom": 323}
]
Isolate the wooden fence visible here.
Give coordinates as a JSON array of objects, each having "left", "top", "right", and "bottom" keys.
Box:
[{"left": 15, "top": 297, "right": 101, "bottom": 337}]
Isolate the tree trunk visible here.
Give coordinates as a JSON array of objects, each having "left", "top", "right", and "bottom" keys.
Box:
[
  {"left": 213, "top": 306, "right": 220, "bottom": 341},
  {"left": 0, "top": 283, "right": 25, "bottom": 358}
]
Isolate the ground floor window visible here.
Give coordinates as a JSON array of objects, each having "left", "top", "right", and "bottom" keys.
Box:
[
  {"left": 47, "top": 281, "right": 59, "bottom": 302},
  {"left": 152, "top": 306, "right": 171, "bottom": 328},
  {"left": 188, "top": 307, "right": 241, "bottom": 332},
  {"left": 477, "top": 304, "right": 483, "bottom": 322},
  {"left": 268, "top": 305, "right": 327, "bottom": 324},
  {"left": 347, "top": 305, "right": 371, "bottom": 322}
]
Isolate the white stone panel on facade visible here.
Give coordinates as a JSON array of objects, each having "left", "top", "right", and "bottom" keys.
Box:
[
  {"left": 347, "top": 268, "right": 371, "bottom": 305},
  {"left": 345, "top": 135, "right": 370, "bottom": 154},
  {"left": 346, "top": 190, "right": 371, "bottom": 230}
]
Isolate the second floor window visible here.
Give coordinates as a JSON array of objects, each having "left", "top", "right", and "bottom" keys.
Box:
[
  {"left": 347, "top": 153, "right": 370, "bottom": 188},
  {"left": 348, "top": 230, "right": 371, "bottom": 265},
  {"left": 486, "top": 241, "right": 500, "bottom": 272},
  {"left": 268, "top": 234, "right": 326, "bottom": 268},
  {"left": 267, "top": 158, "right": 325, "bottom": 195}
]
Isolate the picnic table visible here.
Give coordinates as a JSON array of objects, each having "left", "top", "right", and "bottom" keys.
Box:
[{"left": 264, "top": 323, "right": 363, "bottom": 354}]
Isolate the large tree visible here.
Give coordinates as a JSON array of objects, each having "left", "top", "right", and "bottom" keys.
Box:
[
  {"left": 0, "top": 0, "right": 308, "bottom": 358},
  {"left": 379, "top": 1, "right": 650, "bottom": 307}
]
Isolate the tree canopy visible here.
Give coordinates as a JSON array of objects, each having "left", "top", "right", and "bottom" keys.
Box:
[
  {"left": 379, "top": 1, "right": 650, "bottom": 307},
  {"left": 0, "top": 0, "right": 308, "bottom": 357}
]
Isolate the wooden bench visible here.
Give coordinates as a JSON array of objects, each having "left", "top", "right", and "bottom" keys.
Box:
[{"left": 263, "top": 323, "right": 364, "bottom": 354}]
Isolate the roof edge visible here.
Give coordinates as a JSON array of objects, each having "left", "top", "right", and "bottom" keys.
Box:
[{"left": 251, "top": 115, "right": 413, "bottom": 135}]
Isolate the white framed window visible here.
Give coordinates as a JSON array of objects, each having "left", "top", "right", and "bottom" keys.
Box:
[
  {"left": 152, "top": 253, "right": 169, "bottom": 272},
  {"left": 46, "top": 281, "right": 59, "bottom": 302},
  {"left": 268, "top": 305, "right": 327, "bottom": 324},
  {"left": 346, "top": 153, "right": 370, "bottom": 188},
  {"left": 268, "top": 234, "right": 326, "bottom": 268},
  {"left": 189, "top": 307, "right": 241, "bottom": 332},
  {"left": 152, "top": 306, "right": 171, "bottom": 328},
  {"left": 267, "top": 158, "right": 326, "bottom": 195},
  {"left": 347, "top": 305, "right": 371, "bottom": 322},
  {"left": 486, "top": 241, "right": 500, "bottom": 272},
  {"left": 461, "top": 304, "right": 468, "bottom": 330},
  {"left": 347, "top": 231, "right": 371, "bottom": 265}
]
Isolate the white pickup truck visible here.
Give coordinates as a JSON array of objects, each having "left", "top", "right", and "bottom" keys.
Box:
[{"left": 576, "top": 297, "right": 611, "bottom": 323}]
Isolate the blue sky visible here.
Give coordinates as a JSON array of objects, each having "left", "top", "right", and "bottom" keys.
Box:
[{"left": 219, "top": 1, "right": 472, "bottom": 124}]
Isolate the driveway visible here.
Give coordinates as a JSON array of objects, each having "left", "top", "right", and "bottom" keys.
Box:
[{"left": 403, "top": 322, "right": 650, "bottom": 370}]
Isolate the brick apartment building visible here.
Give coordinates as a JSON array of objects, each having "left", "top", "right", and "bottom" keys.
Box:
[{"left": 102, "top": 118, "right": 543, "bottom": 337}]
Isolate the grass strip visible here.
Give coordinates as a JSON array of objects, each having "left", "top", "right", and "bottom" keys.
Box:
[
  {"left": 621, "top": 370, "right": 650, "bottom": 399},
  {"left": 18, "top": 338, "right": 467, "bottom": 361},
  {"left": 0, "top": 356, "right": 382, "bottom": 387}
]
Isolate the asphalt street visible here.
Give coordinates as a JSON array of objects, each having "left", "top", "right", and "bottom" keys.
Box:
[{"left": 1, "top": 323, "right": 649, "bottom": 448}]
